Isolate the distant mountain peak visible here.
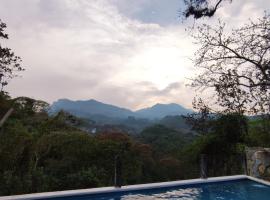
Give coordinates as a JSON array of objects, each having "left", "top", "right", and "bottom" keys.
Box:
[
  {"left": 87, "top": 99, "right": 99, "bottom": 102},
  {"left": 151, "top": 103, "right": 184, "bottom": 107},
  {"left": 135, "top": 102, "right": 192, "bottom": 119}
]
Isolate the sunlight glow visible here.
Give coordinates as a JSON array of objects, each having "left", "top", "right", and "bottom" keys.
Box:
[{"left": 115, "top": 45, "right": 193, "bottom": 90}]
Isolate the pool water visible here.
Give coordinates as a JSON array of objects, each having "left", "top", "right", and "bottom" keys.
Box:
[{"left": 41, "top": 179, "right": 270, "bottom": 200}]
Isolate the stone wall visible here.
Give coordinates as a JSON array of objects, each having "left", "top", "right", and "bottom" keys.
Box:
[{"left": 246, "top": 147, "right": 270, "bottom": 180}]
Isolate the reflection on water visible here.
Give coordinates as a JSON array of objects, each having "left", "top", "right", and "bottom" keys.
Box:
[{"left": 121, "top": 188, "right": 201, "bottom": 200}]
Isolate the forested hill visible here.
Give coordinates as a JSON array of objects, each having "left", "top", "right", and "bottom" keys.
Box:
[
  {"left": 1, "top": 94, "right": 270, "bottom": 197},
  {"left": 0, "top": 94, "right": 197, "bottom": 196},
  {"left": 49, "top": 99, "right": 193, "bottom": 133}
]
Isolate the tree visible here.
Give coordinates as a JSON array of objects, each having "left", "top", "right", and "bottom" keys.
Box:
[
  {"left": 191, "top": 14, "right": 270, "bottom": 115},
  {"left": 0, "top": 20, "right": 24, "bottom": 91},
  {"left": 13, "top": 97, "right": 49, "bottom": 115},
  {"left": 140, "top": 125, "right": 191, "bottom": 155},
  {"left": 183, "top": 98, "right": 213, "bottom": 135},
  {"left": 183, "top": 0, "right": 231, "bottom": 19}
]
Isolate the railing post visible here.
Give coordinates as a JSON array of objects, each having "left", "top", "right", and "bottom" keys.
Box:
[
  {"left": 200, "top": 154, "right": 208, "bottom": 179},
  {"left": 242, "top": 153, "right": 248, "bottom": 175},
  {"left": 114, "top": 155, "right": 122, "bottom": 188}
]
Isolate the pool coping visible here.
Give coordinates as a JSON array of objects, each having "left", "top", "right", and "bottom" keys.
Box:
[{"left": 1, "top": 175, "right": 269, "bottom": 200}]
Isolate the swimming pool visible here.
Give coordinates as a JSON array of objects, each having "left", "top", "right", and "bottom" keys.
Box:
[{"left": 2, "top": 175, "right": 270, "bottom": 200}]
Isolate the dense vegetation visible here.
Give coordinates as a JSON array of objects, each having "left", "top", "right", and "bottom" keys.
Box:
[
  {"left": 1, "top": 93, "right": 270, "bottom": 196},
  {"left": 0, "top": 93, "right": 194, "bottom": 195}
]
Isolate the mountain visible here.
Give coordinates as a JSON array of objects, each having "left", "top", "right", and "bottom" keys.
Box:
[
  {"left": 50, "top": 99, "right": 192, "bottom": 121},
  {"left": 135, "top": 103, "right": 192, "bottom": 119},
  {"left": 50, "top": 99, "right": 134, "bottom": 119}
]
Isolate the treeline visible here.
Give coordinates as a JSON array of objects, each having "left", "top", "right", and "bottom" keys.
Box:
[
  {"left": 0, "top": 93, "right": 196, "bottom": 195},
  {"left": 1, "top": 93, "right": 270, "bottom": 196}
]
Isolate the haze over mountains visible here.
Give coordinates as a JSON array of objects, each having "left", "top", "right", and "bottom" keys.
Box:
[
  {"left": 50, "top": 99, "right": 192, "bottom": 120},
  {"left": 50, "top": 99, "right": 193, "bottom": 134}
]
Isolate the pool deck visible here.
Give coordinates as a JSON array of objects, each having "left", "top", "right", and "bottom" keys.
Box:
[{"left": 1, "top": 175, "right": 269, "bottom": 200}]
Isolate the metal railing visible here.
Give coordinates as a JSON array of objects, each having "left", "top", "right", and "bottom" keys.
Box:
[{"left": 113, "top": 153, "right": 247, "bottom": 187}]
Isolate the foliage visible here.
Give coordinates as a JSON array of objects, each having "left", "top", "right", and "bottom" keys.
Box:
[
  {"left": 245, "top": 116, "right": 270, "bottom": 147},
  {"left": 140, "top": 124, "right": 193, "bottom": 156},
  {"left": 183, "top": 113, "right": 248, "bottom": 177},
  {"left": 0, "top": 93, "right": 270, "bottom": 196},
  {"left": 0, "top": 92, "right": 199, "bottom": 195},
  {"left": 183, "top": 98, "right": 213, "bottom": 135},
  {"left": 0, "top": 20, "right": 24, "bottom": 90},
  {"left": 183, "top": 0, "right": 230, "bottom": 19}
]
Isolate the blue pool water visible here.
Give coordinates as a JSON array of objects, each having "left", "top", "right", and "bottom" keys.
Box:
[{"left": 41, "top": 179, "right": 270, "bottom": 200}]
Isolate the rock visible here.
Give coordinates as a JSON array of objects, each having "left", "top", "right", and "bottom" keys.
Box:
[
  {"left": 246, "top": 147, "right": 270, "bottom": 179},
  {"left": 258, "top": 164, "right": 266, "bottom": 175}
]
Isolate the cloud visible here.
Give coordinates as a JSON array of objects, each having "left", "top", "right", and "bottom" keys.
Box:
[{"left": 1, "top": 0, "right": 269, "bottom": 110}]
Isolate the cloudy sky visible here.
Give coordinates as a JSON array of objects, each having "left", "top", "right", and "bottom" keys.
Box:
[{"left": 1, "top": 0, "right": 269, "bottom": 110}]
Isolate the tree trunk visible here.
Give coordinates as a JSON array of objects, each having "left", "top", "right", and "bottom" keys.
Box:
[{"left": 0, "top": 108, "right": 13, "bottom": 127}]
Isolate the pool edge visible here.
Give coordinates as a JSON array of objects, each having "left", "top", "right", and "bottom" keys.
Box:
[
  {"left": 246, "top": 176, "right": 270, "bottom": 187},
  {"left": 0, "top": 175, "right": 254, "bottom": 200}
]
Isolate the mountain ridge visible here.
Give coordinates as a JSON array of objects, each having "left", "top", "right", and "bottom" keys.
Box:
[
  {"left": 136, "top": 102, "right": 191, "bottom": 119},
  {"left": 50, "top": 98, "right": 193, "bottom": 120}
]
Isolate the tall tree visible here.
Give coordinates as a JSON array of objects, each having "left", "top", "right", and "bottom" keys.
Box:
[
  {"left": 191, "top": 14, "right": 270, "bottom": 114},
  {"left": 0, "top": 19, "right": 24, "bottom": 91}
]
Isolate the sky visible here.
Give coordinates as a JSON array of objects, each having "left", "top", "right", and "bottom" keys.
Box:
[{"left": 1, "top": 0, "right": 269, "bottom": 110}]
